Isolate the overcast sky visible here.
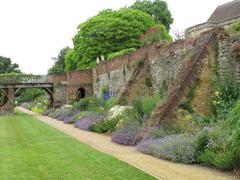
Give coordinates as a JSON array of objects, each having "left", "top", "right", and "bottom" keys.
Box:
[{"left": 0, "top": 0, "right": 231, "bottom": 74}]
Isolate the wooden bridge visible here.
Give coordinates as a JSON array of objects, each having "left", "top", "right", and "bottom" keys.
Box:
[
  {"left": 0, "top": 75, "right": 54, "bottom": 114},
  {"left": 0, "top": 75, "right": 53, "bottom": 88}
]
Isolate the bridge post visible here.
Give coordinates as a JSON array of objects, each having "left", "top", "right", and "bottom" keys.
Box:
[{"left": 0, "top": 87, "right": 14, "bottom": 114}]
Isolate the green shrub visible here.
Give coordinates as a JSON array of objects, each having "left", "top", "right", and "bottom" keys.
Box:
[
  {"left": 72, "top": 97, "right": 104, "bottom": 111},
  {"left": 90, "top": 106, "right": 139, "bottom": 133},
  {"left": 90, "top": 116, "right": 119, "bottom": 133},
  {"left": 198, "top": 149, "right": 235, "bottom": 170},
  {"left": 196, "top": 125, "right": 235, "bottom": 170},
  {"left": 104, "top": 97, "right": 116, "bottom": 109},
  {"left": 195, "top": 102, "right": 240, "bottom": 170},
  {"left": 192, "top": 114, "right": 212, "bottom": 124},
  {"left": 211, "top": 74, "right": 240, "bottom": 120},
  {"left": 177, "top": 116, "right": 202, "bottom": 134},
  {"left": 31, "top": 104, "right": 46, "bottom": 113},
  {"left": 107, "top": 48, "right": 136, "bottom": 60},
  {"left": 178, "top": 100, "right": 194, "bottom": 113},
  {"left": 26, "top": 95, "right": 48, "bottom": 113}
]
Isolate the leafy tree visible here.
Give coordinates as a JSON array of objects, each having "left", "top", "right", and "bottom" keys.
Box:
[
  {"left": 130, "top": 0, "right": 173, "bottom": 31},
  {"left": 65, "top": 48, "right": 78, "bottom": 71},
  {"left": 48, "top": 47, "right": 70, "bottom": 75},
  {"left": 65, "top": 8, "right": 156, "bottom": 70},
  {"left": 0, "top": 56, "right": 21, "bottom": 74}
]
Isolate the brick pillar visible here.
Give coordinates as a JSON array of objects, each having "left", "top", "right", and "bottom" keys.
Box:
[{"left": 53, "top": 83, "right": 67, "bottom": 108}]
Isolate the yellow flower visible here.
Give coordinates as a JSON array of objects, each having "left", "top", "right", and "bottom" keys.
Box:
[
  {"left": 186, "top": 115, "right": 192, "bottom": 120},
  {"left": 214, "top": 91, "right": 220, "bottom": 96},
  {"left": 178, "top": 109, "right": 184, "bottom": 113},
  {"left": 212, "top": 101, "right": 217, "bottom": 105}
]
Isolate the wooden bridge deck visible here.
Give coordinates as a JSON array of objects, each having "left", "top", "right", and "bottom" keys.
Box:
[{"left": 0, "top": 75, "right": 53, "bottom": 88}]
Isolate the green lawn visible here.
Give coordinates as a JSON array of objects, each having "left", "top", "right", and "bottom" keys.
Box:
[{"left": 0, "top": 110, "right": 155, "bottom": 180}]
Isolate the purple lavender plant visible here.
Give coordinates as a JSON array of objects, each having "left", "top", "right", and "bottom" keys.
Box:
[
  {"left": 63, "top": 110, "right": 81, "bottom": 124},
  {"left": 56, "top": 107, "right": 72, "bottom": 121},
  {"left": 48, "top": 109, "right": 62, "bottom": 119},
  {"left": 137, "top": 134, "right": 198, "bottom": 164},
  {"left": 111, "top": 121, "right": 142, "bottom": 146},
  {"left": 42, "top": 109, "right": 53, "bottom": 116},
  {"left": 74, "top": 112, "right": 106, "bottom": 130}
]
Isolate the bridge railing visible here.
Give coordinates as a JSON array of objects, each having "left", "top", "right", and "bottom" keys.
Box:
[{"left": 0, "top": 74, "right": 52, "bottom": 85}]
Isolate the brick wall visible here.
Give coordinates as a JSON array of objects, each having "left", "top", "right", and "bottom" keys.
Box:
[
  {"left": 52, "top": 69, "right": 93, "bottom": 104},
  {"left": 66, "top": 69, "right": 93, "bottom": 102}
]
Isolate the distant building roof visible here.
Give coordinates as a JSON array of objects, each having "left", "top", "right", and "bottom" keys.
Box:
[{"left": 207, "top": 0, "right": 240, "bottom": 23}]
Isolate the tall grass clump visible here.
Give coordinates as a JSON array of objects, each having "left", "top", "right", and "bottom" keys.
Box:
[
  {"left": 228, "top": 101, "right": 240, "bottom": 169},
  {"left": 131, "top": 94, "right": 162, "bottom": 118},
  {"left": 104, "top": 97, "right": 116, "bottom": 109},
  {"left": 211, "top": 74, "right": 240, "bottom": 120},
  {"left": 197, "top": 101, "right": 240, "bottom": 170}
]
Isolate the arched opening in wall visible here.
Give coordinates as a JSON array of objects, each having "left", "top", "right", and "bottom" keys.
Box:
[
  {"left": 77, "top": 88, "right": 86, "bottom": 100},
  {"left": 14, "top": 88, "right": 53, "bottom": 108},
  {"left": 42, "top": 87, "right": 54, "bottom": 108}
]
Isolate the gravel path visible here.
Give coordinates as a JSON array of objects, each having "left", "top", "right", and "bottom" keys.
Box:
[{"left": 17, "top": 107, "right": 237, "bottom": 180}]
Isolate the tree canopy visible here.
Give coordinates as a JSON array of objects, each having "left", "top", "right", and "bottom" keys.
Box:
[
  {"left": 65, "top": 8, "right": 156, "bottom": 70},
  {"left": 48, "top": 47, "right": 70, "bottom": 75},
  {"left": 130, "top": 0, "right": 173, "bottom": 31},
  {"left": 0, "top": 56, "right": 21, "bottom": 74}
]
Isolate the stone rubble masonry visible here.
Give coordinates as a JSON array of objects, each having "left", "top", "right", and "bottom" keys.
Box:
[
  {"left": 217, "top": 32, "right": 240, "bottom": 83},
  {"left": 217, "top": 32, "right": 233, "bottom": 76},
  {"left": 150, "top": 39, "right": 194, "bottom": 92},
  {"left": 230, "top": 35, "right": 240, "bottom": 83}
]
